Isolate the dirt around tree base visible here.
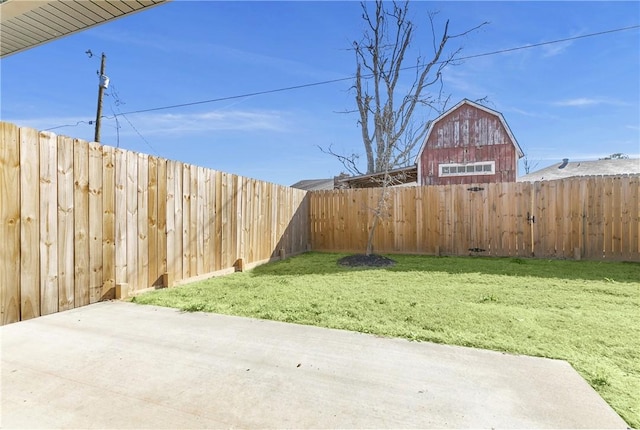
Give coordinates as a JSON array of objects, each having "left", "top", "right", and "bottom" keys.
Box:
[{"left": 337, "top": 254, "right": 397, "bottom": 268}]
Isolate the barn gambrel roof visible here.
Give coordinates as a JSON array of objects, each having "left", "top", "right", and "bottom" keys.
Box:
[{"left": 414, "top": 99, "right": 524, "bottom": 164}]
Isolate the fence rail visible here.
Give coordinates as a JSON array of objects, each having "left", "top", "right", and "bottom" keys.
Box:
[
  {"left": 0, "top": 122, "right": 309, "bottom": 325},
  {"left": 310, "top": 177, "right": 640, "bottom": 261}
]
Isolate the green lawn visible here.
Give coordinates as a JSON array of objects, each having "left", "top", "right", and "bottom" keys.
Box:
[{"left": 131, "top": 252, "right": 640, "bottom": 427}]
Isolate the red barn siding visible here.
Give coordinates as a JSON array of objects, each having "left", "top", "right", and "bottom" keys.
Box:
[{"left": 418, "top": 103, "right": 518, "bottom": 185}]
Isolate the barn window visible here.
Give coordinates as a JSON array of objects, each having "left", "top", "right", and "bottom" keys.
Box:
[{"left": 439, "top": 161, "right": 495, "bottom": 177}]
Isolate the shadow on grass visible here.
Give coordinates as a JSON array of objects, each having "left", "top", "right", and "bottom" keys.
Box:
[{"left": 250, "top": 252, "right": 640, "bottom": 284}]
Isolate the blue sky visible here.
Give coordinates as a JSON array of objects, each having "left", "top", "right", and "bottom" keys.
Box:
[{"left": 1, "top": 0, "right": 639, "bottom": 186}]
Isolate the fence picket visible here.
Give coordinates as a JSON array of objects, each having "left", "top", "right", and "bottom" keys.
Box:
[
  {"left": 589, "top": 177, "right": 611, "bottom": 259},
  {"left": 165, "top": 160, "right": 175, "bottom": 282},
  {"left": 57, "top": 136, "right": 74, "bottom": 311},
  {"left": 114, "top": 149, "right": 127, "bottom": 286},
  {"left": 516, "top": 182, "right": 530, "bottom": 257},
  {"left": 181, "top": 164, "right": 191, "bottom": 279},
  {"left": 102, "top": 145, "right": 115, "bottom": 299},
  {"left": 426, "top": 185, "right": 438, "bottom": 254},
  {"left": 214, "top": 170, "right": 222, "bottom": 271},
  {"left": 203, "top": 169, "right": 213, "bottom": 273},
  {"left": 74, "top": 139, "right": 90, "bottom": 307},
  {"left": 20, "top": 127, "right": 40, "bottom": 320},
  {"left": 1, "top": 122, "right": 21, "bottom": 324},
  {"left": 501, "top": 182, "right": 511, "bottom": 256},
  {"left": 39, "top": 131, "right": 58, "bottom": 316},
  {"left": 611, "top": 177, "right": 622, "bottom": 258},
  {"left": 137, "top": 153, "right": 149, "bottom": 290},
  {"left": 190, "top": 165, "right": 199, "bottom": 276},
  {"left": 88, "top": 142, "right": 103, "bottom": 303},
  {"left": 629, "top": 176, "right": 640, "bottom": 258},
  {"left": 173, "top": 161, "right": 183, "bottom": 282},
  {"left": 126, "top": 151, "right": 138, "bottom": 290},
  {"left": 157, "top": 158, "right": 167, "bottom": 279},
  {"left": 148, "top": 156, "right": 158, "bottom": 286}
]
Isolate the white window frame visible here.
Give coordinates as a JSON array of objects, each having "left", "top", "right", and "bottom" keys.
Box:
[{"left": 439, "top": 161, "right": 495, "bottom": 177}]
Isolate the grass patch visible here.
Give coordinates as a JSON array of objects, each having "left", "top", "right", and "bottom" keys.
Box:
[{"left": 131, "top": 252, "right": 640, "bottom": 427}]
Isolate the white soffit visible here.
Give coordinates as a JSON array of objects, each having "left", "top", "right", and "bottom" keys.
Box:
[{"left": 0, "top": 0, "right": 168, "bottom": 58}]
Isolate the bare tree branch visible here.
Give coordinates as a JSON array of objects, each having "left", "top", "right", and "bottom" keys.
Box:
[
  {"left": 318, "top": 144, "right": 364, "bottom": 176},
  {"left": 449, "top": 20, "right": 490, "bottom": 39},
  {"left": 522, "top": 153, "right": 540, "bottom": 175}
]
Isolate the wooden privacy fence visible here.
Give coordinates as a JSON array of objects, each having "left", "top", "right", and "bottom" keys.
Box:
[
  {"left": 0, "top": 122, "right": 309, "bottom": 325},
  {"left": 310, "top": 176, "right": 639, "bottom": 261},
  {"left": 2, "top": 120, "right": 638, "bottom": 326}
]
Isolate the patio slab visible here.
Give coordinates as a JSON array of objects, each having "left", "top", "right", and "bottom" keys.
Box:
[{"left": 0, "top": 301, "right": 628, "bottom": 429}]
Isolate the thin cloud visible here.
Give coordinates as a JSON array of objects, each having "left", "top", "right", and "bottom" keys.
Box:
[
  {"left": 541, "top": 39, "right": 574, "bottom": 58},
  {"left": 90, "top": 29, "right": 172, "bottom": 52},
  {"left": 441, "top": 68, "right": 489, "bottom": 99},
  {"left": 507, "top": 107, "right": 559, "bottom": 120},
  {"left": 92, "top": 29, "right": 342, "bottom": 83},
  {"left": 554, "top": 98, "right": 600, "bottom": 107},
  {"left": 4, "top": 109, "right": 294, "bottom": 139},
  {"left": 539, "top": 28, "right": 584, "bottom": 58},
  {"left": 553, "top": 97, "right": 629, "bottom": 107},
  {"left": 139, "top": 110, "right": 292, "bottom": 135}
]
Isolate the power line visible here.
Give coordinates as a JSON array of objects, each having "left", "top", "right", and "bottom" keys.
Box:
[
  {"left": 47, "top": 24, "right": 639, "bottom": 129},
  {"left": 108, "top": 84, "right": 160, "bottom": 155},
  {"left": 108, "top": 102, "right": 121, "bottom": 147},
  {"left": 44, "top": 120, "right": 91, "bottom": 131},
  {"left": 105, "top": 76, "right": 351, "bottom": 117},
  {"left": 104, "top": 24, "right": 639, "bottom": 117},
  {"left": 118, "top": 111, "right": 160, "bottom": 156},
  {"left": 455, "top": 25, "right": 640, "bottom": 61}
]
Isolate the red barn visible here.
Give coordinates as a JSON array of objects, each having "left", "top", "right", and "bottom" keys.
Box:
[{"left": 416, "top": 99, "right": 524, "bottom": 186}]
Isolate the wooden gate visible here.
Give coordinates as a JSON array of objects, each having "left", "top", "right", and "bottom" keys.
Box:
[
  {"left": 462, "top": 178, "right": 635, "bottom": 260},
  {"left": 529, "top": 177, "right": 638, "bottom": 260},
  {"left": 457, "top": 182, "right": 534, "bottom": 258}
]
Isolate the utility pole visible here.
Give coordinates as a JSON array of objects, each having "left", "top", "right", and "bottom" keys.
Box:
[{"left": 94, "top": 52, "right": 107, "bottom": 143}]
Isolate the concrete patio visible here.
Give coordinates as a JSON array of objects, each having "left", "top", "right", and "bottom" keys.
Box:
[{"left": 0, "top": 301, "right": 628, "bottom": 428}]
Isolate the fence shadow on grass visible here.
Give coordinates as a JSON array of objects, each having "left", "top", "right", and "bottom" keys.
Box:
[{"left": 249, "top": 251, "right": 640, "bottom": 284}]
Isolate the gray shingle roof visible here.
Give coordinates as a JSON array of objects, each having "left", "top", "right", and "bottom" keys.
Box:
[
  {"left": 519, "top": 158, "right": 640, "bottom": 182},
  {"left": 290, "top": 178, "right": 335, "bottom": 191}
]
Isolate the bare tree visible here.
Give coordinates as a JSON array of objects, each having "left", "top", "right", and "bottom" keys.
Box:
[
  {"left": 522, "top": 153, "right": 539, "bottom": 175},
  {"left": 351, "top": 1, "right": 487, "bottom": 175},
  {"left": 338, "top": 1, "right": 486, "bottom": 256}
]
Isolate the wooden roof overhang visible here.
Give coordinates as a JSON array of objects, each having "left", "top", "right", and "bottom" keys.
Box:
[
  {"left": 1, "top": 0, "right": 168, "bottom": 58},
  {"left": 335, "top": 165, "right": 418, "bottom": 189}
]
